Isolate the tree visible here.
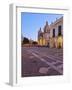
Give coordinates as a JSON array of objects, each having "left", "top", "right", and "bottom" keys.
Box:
[
  {"left": 22, "top": 37, "right": 29, "bottom": 44},
  {"left": 32, "top": 41, "right": 38, "bottom": 45}
]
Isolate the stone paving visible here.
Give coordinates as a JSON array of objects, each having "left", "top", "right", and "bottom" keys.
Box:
[{"left": 21, "top": 47, "right": 63, "bottom": 77}]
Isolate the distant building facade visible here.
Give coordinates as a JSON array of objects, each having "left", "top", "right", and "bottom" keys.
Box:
[
  {"left": 38, "top": 17, "right": 63, "bottom": 48},
  {"left": 38, "top": 28, "right": 45, "bottom": 46}
]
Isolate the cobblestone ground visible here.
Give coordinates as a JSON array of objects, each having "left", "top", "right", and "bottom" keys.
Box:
[{"left": 21, "top": 47, "right": 63, "bottom": 77}]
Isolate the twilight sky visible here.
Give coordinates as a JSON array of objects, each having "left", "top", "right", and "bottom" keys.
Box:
[{"left": 21, "top": 12, "right": 63, "bottom": 41}]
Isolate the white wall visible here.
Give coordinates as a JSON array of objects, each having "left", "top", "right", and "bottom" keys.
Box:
[{"left": 0, "top": 0, "right": 72, "bottom": 89}]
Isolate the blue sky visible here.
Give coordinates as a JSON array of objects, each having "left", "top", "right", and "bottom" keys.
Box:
[{"left": 21, "top": 12, "right": 63, "bottom": 41}]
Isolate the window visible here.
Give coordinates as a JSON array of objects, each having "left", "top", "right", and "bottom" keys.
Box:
[
  {"left": 53, "top": 29, "right": 55, "bottom": 37},
  {"left": 58, "top": 25, "right": 62, "bottom": 36}
]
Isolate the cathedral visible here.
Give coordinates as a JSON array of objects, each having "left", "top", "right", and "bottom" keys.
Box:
[{"left": 38, "top": 17, "right": 63, "bottom": 48}]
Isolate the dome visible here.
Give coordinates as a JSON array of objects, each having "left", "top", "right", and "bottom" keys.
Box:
[{"left": 44, "top": 21, "right": 50, "bottom": 33}]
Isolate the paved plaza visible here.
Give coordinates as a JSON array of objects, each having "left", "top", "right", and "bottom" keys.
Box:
[{"left": 21, "top": 47, "right": 63, "bottom": 77}]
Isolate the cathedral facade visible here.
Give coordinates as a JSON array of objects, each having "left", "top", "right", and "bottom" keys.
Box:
[
  {"left": 38, "top": 17, "right": 63, "bottom": 48},
  {"left": 38, "top": 21, "right": 50, "bottom": 46}
]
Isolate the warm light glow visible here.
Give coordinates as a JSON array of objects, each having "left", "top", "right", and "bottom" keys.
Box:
[{"left": 57, "top": 36, "right": 63, "bottom": 48}]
